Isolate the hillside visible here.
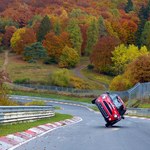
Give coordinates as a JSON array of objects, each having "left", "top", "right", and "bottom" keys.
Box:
[{"left": 0, "top": 0, "right": 150, "bottom": 91}]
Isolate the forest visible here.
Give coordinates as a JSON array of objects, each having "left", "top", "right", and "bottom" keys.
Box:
[{"left": 0, "top": 0, "right": 150, "bottom": 91}]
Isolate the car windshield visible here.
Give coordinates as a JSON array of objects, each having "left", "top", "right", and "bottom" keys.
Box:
[{"left": 109, "top": 94, "right": 122, "bottom": 109}]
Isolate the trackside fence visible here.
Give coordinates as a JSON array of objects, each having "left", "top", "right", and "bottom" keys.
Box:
[
  {"left": 13, "top": 82, "right": 150, "bottom": 107},
  {"left": 0, "top": 106, "right": 55, "bottom": 124}
]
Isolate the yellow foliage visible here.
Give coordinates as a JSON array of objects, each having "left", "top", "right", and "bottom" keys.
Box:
[
  {"left": 70, "top": 76, "right": 90, "bottom": 89},
  {"left": 109, "top": 75, "right": 132, "bottom": 91},
  {"left": 10, "top": 28, "right": 26, "bottom": 48}
]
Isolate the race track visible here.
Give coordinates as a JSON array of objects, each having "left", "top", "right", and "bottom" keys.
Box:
[{"left": 10, "top": 95, "right": 150, "bottom": 150}]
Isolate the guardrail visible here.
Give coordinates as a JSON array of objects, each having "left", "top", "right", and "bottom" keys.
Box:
[{"left": 0, "top": 106, "right": 55, "bottom": 124}]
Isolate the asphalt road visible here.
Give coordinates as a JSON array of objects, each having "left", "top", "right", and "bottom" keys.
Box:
[{"left": 10, "top": 95, "right": 150, "bottom": 150}]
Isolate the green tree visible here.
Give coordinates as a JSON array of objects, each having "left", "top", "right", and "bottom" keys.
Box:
[
  {"left": 125, "top": 0, "right": 134, "bottom": 13},
  {"left": 98, "top": 16, "right": 108, "bottom": 38},
  {"left": 54, "top": 20, "right": 61, "bottom": 36},
  {"left": 37, "top": 15, "right": 51, "bottom": 42},
  {"left": 140, "top": 21, "right": 150, "bottom": 50},
  {"left": 23, "top": 42, "right": 47, "bottom": 62},
  {"left": 135, "top": 3, "right": 150, "bottom": 47},
  {"left": 85, "top": 20, "right": 98, "bottom": 55},
  {"left": 67, "top": 19, "right": 83, "bottom": 55},
  {"left": 59, "top": 46, "right": 79, "bottom": 68}
]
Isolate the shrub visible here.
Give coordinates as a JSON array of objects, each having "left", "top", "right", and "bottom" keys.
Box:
[
  {"left": 0, "top": 84, "right": 17, "bottom": 106},
  {"left": 70, "top": 76, "right": 90, "bottom": 89},
  {"left": 25, "top": 100, "right": 46, "bottom": 106},
  {"left": 109, "top": 75, "right": 132, "bottom": 91},
  {"left": 49, "top": 69, "right": 71, "bottom": 87},
  {"left": 14, "top": 78, "right": 30, "bottom": 84},
  {"left": 59, "top": 46, "right": 79, "bottom": 68}
]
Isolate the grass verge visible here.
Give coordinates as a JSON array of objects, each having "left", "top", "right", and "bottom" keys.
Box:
[
  {"left": 126, "top": 114, "right": 150, "bottom": 118},
  {"left": 0, "top": 113, "right": 72, "bottom": 137},
  {"left": 11, "top": 90, "right": 92, "bottom": 103}
]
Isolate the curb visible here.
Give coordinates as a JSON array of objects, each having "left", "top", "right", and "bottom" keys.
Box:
[{"left": 0, "top": 116, "right": 82, "bottom": 150}]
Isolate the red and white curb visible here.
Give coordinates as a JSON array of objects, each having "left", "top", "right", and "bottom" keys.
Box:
[{"left": 0, "top": 116, "right": 82, "bottom": 150}]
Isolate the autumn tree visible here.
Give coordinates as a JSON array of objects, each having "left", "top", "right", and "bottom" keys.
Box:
[
  {"left": 67, "top": 19, "right": 82, "bottom": 55},
  {"left": 37, "top": 15, "right": 51, "bottom": 42},
  {"left": 85, "top": 19, "right": 98, "bottom": 55},
  {"left": 3, "top": 26, "right": 16, "bottom": 47},
  {"left": 0, "top": 17, "right": 18, "bottom": 34},
  {"left": 125, "top": 54, "right": 150, "bottom": 84},
  {"left": 28, "top": 15, "right": 42, "bottom": 28},
  {"left": 112, "top": 44, "right": 149, "bottom": 75},
  {"left": 24, "top": 42, "right": 47, "bottom": 62},
  {"left": 59, "top": 46, "right": 79, "bottom": 68},
  {"left": 43, "top": 32, "right": 71, "bottom": 63},
  {"left": 11, "top": 28, "right": 36, "bottom": 54},
  {"left": 1, "top": 1, "right": 33, "bottom": 27},
  {"left": 109, "top": 75, "right": 132, "bottom": 91},
  {"left": 10, "top": 28, "right": 26, "bottom": 50},
  {"left": 90, "top": 36, "right": 120, "bottom": 74}
]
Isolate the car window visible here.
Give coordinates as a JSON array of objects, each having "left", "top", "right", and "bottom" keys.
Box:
[{"left": 110, "top": 95, "right": 122, "bottom": 109}]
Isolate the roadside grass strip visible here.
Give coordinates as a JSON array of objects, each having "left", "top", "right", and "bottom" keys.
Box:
[
  {"left": 0, "top": 116, "right": 82, "bottom": 150},
  {"left": 125, "top": 115, "right": 150, "bottom": 121}
]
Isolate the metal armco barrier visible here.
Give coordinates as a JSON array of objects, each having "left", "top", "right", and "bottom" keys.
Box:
[{"left": 0, "top": 106, "right": 55, "bottom": 124}]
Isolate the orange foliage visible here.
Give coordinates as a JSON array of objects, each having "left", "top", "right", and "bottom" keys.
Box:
[
  {"left": 90, "top": 36, "right": 120, "bottom": 73},
  {"left": 15, "top": 28, "right": 36, "bottom": 54},
  {"left": 43, "top": 32, "right": 71, "bottom": 61},
  {"left": 3, "top": 26, "right": 16, "bottom": 47},
  {"left": 1, "top": 1, "right": 34, "bottom": 27}
]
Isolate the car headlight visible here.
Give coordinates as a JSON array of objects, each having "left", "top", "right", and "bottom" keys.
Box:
[{"left": 114, "top": 114, "right": 118, "bottom": 118}]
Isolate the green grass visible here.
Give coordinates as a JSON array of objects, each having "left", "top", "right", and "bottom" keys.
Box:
[
  {"left": 0, "top": 113, "right": 72, "bottom": 136},
  {"left": 7, "top": 53, "right": 58, "bottom": 84},
  {"left": 11, "top": 90, "right": 92, "bottom": 103},
  {"left": 90, "top": 106, "right": 99, "bottom": 112},
  {"left": 139, "top": 103, "right": 150, "bottom": 108},
  {"left": 126, "top": 114, "right": 150, "bottom": 118},
  {"left": 82, "top": 68, "right": 113, "bottom": 89}
]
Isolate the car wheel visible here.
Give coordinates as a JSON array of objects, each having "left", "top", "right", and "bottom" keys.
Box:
[{"left": 105, "top": 123, "right": 110, "bottom": 127}]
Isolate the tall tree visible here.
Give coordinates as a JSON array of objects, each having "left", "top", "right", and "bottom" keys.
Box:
[
  {"left": 90, "top": 36, "right": 120, "bottom": 74},
  {"left": 54, "top": 20, "right": 61, "bottom": 36},
  {"left": 135, "top": 2, "right": 150, "bottom": 47},
  {"left": 37, "top": 15, "right": 51, "bottom": 42},
  {"left": 125, "top": 0, "right": 134, "bottom": 13},
  {"left": 140, "top": 21, "right": 150, "bottom": 50},
  {"left": 67, "top": 19, "right": 82, "bottom": 55},
  {"left": 98, "top": 16, "right": 108, "bottom": 38},
  {"left": 85, "top": 20, "right": 98, "bottom": 55}
]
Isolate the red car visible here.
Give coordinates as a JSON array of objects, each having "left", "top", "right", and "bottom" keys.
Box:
[{"left": 92, "top": 92, "right": 126, "bottom": 127}]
